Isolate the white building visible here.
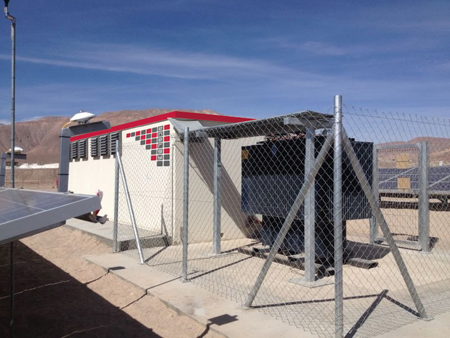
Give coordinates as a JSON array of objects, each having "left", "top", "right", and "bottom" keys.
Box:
[{"left": 68, "top": 111, "right": 253, "bottom": 244}]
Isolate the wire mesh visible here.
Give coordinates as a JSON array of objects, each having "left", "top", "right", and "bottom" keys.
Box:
[
  {"left": 114, "top": 108, "right": 450, "bottom": 337},
  {"left": 342, "top": 108, "right": 450, "bottom": 336}
]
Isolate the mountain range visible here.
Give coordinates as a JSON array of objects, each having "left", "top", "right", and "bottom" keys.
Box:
[{"left": 1, "top": 109, "right": 449, "bottom": 166}]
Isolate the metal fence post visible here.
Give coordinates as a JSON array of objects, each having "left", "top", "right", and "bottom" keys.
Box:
[
  {"left": 213, "top": 137, "right": 222, "bottom": 255},
  {"left": 182, "top": 127, "right": 190, "bottom": 282},
  {"left": 304, "top": 126, "right": 316, "bottom": 282},
  {"left": 418, "top": 141, "right": 430, "bottom": 252},
  {"left": 370, "top": 144, "right": 379, "bottom": 243},
  {"left": 113, "top": 140, "right": 120, "bottom": 253},
  {"left": 334, "top": 95, "right": 344, "bottom": 338},
  {"left": 244, "top": 128, "right": 335, "bottom": 308},
  {"left": 116, "top": 146, "right": 145, "bottom": 264}
]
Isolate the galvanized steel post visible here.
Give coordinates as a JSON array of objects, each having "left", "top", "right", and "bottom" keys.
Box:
[
  {"left": 333, "top": 95, "right": 344, "bottom": 338},
  {"left": 418, "top": 142, "right": 430, "bottom": 252},
  {"left": 213, "top": 137, "right": 222, "bottom": 254},
  {"left": 113, "top": 140, "right": 120, "bottom": 253},
  {"left": 369, "top": 144, "right": 379, "bottom": 243},
  {"left": 182, "top": 127, "right": 190, "bottom": 282},
  {"left": 304, "top": 126, "right": 316, "bottom": 282},
  {"left": 117, "top": 147, "right": 145, "bottom": 264}
]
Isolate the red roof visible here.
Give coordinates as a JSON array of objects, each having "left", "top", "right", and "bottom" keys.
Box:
[{"left": 70, "top": 111, "right": 253, "bottom": 141}]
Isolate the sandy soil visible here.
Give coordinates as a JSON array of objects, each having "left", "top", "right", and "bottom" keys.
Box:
[{"left": 0, "top": 227, "right": 224, "bottom": 338}]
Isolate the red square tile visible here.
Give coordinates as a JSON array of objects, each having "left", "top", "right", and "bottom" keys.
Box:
[
  {"left": 151, "top": 155, "right": 157, "bottom": 161},
  {"left": 151, "top": 144, "right": 157, "bottom": 149},
  {"left": 146, "top": 139, "right": 151, "bottom": 144},
  {"left": 164, "top": 136, "right": 170, "bottom": 142},
  {"left": 136, "top": 131, "right": 141, "bottom": 136},
  {"left": 126, "top": 133, "right": 130, "bottom": 138},
  {"left": 141, "top": 135, "right": 145, "bottom": 140},
  {"left": 164, "top": 148, "right": 170, "bottom": 154},
  {"left": 152, "top": 132, "right": 157, "bottom": 138},
  {"left": 164, "top": 124, "right": 170, "bottom": 130},
  {"left": 147, "top": 129, "right": 151, "bottom": 134}
]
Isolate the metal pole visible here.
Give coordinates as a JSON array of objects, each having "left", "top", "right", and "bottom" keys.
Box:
[
  {"left": 9, "top": 11, "right": 15, "bottom": 189},
  {"left": 418, "top": 142, "right": 430, "bottom": 252},
  {"left": 369, "top": 144, "right": 379, "bottom": 243},
  {"left": 304, "top": 126, "right": 316, "bottom": 282},
  {"left": 333, "top": 95, "right": 344, "bottom": 338},
  {"left": 244, "top": 128, "right": 335, "bottom": 308},
  {"left": 182, "top": 127, "right": 190, "bottom": 282},
  {"left": 5, "top": 5, "right": 16, "bottom": 336},
  {"left": 342, "top": 130, "right": 429, "bottom": 320},
  {"left": 10, "top": 240, "right": 14, "bottom": 336},
  {"left": 417, "top": 142, "right": 431, "bottom": 252},
  {"left": 213, "top": 137, "right": 222, "bottom": 254},
  {"left": 116, "top": 147, "right": 145, "bottom": 264},
  {"left": 113, "top": 140, "right": 120, "bottom": 253}
]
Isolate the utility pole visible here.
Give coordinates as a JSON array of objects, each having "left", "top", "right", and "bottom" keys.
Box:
[
  {"left": 4, "top": 1, "right": 16, "bottom": 336},
  {"left": 4, "top": 0, "right": 15, "bottom": 188}
]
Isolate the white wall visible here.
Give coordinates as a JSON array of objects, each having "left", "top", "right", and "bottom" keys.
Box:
[
  {"left": 119, "top": 121, "right": 174, "bottom": 237},
  {"left": 69, "top": 119, "right": 262, "bottom": 245},
  {"left": 68, "top": 143, "right": 116, "bottom": 217}
]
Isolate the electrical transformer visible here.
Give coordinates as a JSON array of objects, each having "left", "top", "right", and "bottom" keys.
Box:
[{"left": 241, "top": 135, "right": 373, "bottom": 263}]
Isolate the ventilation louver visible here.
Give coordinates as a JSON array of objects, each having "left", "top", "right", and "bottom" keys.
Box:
[
  {"left": 70, "top": 141, "right": 78, "bottom": 159},
  {"left": 110, "top": 132, "right": 119, "bottom": 154},
  {"left": 99, "top": 135, "right": 109, "bottom": 155},
  {"left": 78, "top": 139, "right": 87, "bottom": 158},
  {"left": 90, "top": 137, "right": 99, "bottom": 157}
]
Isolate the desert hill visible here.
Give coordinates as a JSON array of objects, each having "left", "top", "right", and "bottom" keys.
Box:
[
  {"left": 377, "top": 137, "right": 450, "bottom": 167},
  {"left": 0, "top": 109, "right": 218, "bottom": 164}
]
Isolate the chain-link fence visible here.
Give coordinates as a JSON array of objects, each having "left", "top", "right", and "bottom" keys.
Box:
[
  {"left": 1, "top": 168, "right": 57, "bottom": 191},
  {"left": 113, "top": 98, "right": 450, "bottom": 338}
]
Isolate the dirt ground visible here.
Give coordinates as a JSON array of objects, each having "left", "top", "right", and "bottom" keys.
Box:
[{"left": 0, "top": 227, "right": 224, "bottom": 338}]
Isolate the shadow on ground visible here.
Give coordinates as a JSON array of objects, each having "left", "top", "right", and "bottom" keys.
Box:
[{"left": 0, "top": 241, "right": 159, "bottom": 338}]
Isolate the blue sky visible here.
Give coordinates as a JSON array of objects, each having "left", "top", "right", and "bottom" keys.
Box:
[{"left": 0, "top": 0, "right": 449, "bottom": 124}]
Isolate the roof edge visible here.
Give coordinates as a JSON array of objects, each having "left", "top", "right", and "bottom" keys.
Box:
[{"left": 70, "top": 111, "right": 253, "bottom": 141}]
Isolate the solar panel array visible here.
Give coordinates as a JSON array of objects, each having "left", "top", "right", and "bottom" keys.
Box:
[{"left": 379, "top": 166, "right": 450, "bottom": 193}]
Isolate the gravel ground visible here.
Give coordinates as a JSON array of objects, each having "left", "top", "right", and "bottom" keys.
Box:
[{"left": 0, "top": 226, "right": 224, "bottom": 338}]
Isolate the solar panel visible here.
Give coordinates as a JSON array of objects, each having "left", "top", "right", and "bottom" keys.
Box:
[
  {"left": 0, "top": 188, "right": 101, "bottom": 245},
  {"left": 379, "top": 166, "right": 450, "bottom": 194}
]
